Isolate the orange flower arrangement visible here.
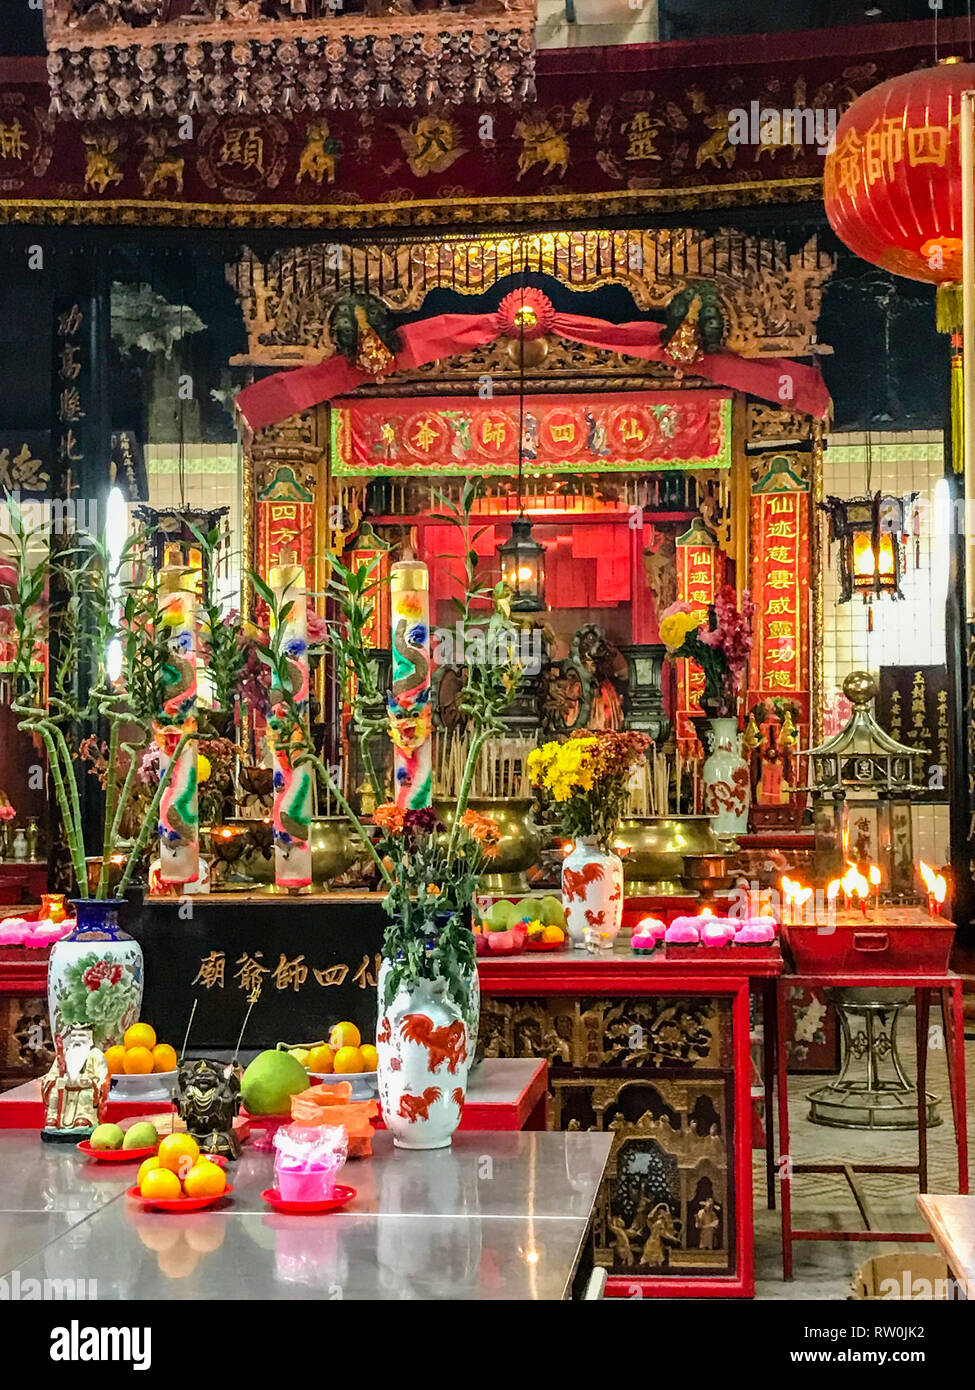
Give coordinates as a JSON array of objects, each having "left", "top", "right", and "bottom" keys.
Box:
[
  {"left": 373, "top": 804, "right": 406, "bottom": 834},
  {"left": 459, "top": 808, "right": 502, "bottom": 858}
]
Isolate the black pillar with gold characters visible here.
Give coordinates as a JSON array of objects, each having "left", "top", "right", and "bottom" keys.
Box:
[{"left": 48, "top": 251, "right": 114, "bottom": 891}]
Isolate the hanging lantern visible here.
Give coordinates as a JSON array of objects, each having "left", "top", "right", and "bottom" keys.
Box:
[
  {"left": 820, "top": 492, "right": 918, "bottom": 624},
  {"left": 498, "top": 517, "right": 546, "bottom": 614},
  {"left": 824, "top": 56, "right": 975, "bottom": 471}
]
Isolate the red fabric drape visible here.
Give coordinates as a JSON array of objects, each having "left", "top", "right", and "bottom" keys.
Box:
[{"left": 235, "top": 310, "right": 830, "bottom": 432}]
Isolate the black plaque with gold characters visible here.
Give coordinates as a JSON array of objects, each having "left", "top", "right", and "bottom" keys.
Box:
[
  {"left": 877, "top": 665, "right": 951, "bottom": 800},
  {"left": 132, "top": 895, "right": 386, "bottom": 1051}
]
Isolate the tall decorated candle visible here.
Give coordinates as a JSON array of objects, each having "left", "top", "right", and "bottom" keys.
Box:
[
  {"left": 155, "top": 545, "right": 200, "bottom": 885},
  {"left": 269, "top": 549, "right": 313, "bottom": 890},
  {"left": 388, "top": 560, "right": 432, "bottom": 809}
]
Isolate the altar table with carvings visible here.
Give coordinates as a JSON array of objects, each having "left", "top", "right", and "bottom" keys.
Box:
[{"left": 477, "top": 946, "right": 783, "bottom": 1298}]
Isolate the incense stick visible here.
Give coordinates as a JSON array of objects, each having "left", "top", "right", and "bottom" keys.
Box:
[{"left": 179, "top": 998, "right": 198, "bottom": 1064}]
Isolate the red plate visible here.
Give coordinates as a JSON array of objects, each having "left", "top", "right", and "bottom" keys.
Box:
[
  {"left": 525, "top": 938, "right": 566, "bottom": 952},
  {"left": 76, "top": 1141, "right": 158, "bottom": 1162},
  {"left": 261, "top": 1184, "right": 356, "bottom": 1215},
  {"left": 125, "top": 1183, "right": 233, "bottom": 1212}
]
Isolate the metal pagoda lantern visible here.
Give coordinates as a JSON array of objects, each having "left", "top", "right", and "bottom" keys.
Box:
[{"left": 806, "top": 670, "right": 926, "bottom": 900}]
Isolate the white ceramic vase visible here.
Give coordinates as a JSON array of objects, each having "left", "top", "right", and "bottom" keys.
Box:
[
  {"left": 376, "top": 959, "right": 476, "bottom": 1150},
  {"left": 561, "top": 837, "right": 624, "bottom": 948},
  {"left": 702, "top": 717, "right": 750, "bottom": 837},
  {"left": 47, "top": 900, "right": 143, "bottom": 1052}
]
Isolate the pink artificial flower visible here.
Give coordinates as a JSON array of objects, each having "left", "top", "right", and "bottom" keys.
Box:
[
  {"left": 659, "top": 599, "right": 698, "bottom": 621},
  {"left": 306, "top": 611, "right": 330, "bottom": 645},
  {"left": 0, "top": 805, "right": 15, "bottom": 823}
]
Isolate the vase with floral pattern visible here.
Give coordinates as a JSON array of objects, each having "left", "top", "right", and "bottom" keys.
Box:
[
  {"left": 47, "top": 900, "right": 143, "bottom": 1053},
  {"left": 561, "top": 837, "right": 624, "bottom": 949},
  {"left": 702, "top": 718, "right": 750, "bottom": 837},
  {"left": 376, "top": 957, "right": 476, "bottom": 1151}
]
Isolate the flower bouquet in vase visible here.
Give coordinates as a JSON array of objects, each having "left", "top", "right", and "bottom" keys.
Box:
[
  {"left": 529, "top": 731, "right": 650, "bottom": 950},
  {"left": 659, "top": 584, "right": 754, "bottom": 838}
]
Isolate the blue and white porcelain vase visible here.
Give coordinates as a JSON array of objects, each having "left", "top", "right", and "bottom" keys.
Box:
[{"left": 47, "top": 900, "right": 143, "bottom": 1052}]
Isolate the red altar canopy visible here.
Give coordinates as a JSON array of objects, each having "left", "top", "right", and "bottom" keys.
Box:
[
  {"left": 331, "top": 391, "right": 731, "bottom": 476},
  {"left": 235, "top": 310, "right": 830, "bottom": 433}
]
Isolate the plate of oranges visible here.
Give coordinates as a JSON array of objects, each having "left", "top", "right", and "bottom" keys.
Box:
[
  {"left": 106, "top": 1024, "right": 179, "bottom": 1101},
  {"left": 127, "top": 1134, "right": 232, "bottom": 1213},
  {"left": 281, "top": 1023, "right": 379, "bottom": 1100}
]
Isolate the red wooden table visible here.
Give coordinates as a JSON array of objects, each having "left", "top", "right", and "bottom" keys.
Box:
[
  {"left": 479, "top": 946, "right": 782, "bottom": 1299},
  {"left": 776, "top": 969, "right": 969, "bottom": 1279},
  {"left": 0, "top": 1056, "right": 549, "bottom": 1133}
]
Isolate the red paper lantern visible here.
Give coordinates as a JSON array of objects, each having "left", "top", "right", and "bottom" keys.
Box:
[{"left": 824, "top": 57, "right": 975, "bottom": 296}]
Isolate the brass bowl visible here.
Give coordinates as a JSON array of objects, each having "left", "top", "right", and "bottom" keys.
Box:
[
  {"left": 435, "top": 797, "right": 542, "bottom": 895},
  {"left": 309, "top": 816, "right": 360, "bottom": 889},
  {"left": 611, "top": 816, "right": 726, "bottom": 895}
]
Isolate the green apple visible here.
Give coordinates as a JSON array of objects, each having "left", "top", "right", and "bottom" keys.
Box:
[
  {"left": 122, "top": 1121, "right": 159, "bottom": 1150},
  {"left": 90, "top": 1123, "right": 125, "bottom": 1151}
]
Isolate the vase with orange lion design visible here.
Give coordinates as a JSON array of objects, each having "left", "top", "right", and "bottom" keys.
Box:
[
  {"left": 702, "top": 718, "right": 750, "bottom": 838},
  {"left": 376, "top": 960, "right": 476, "bottom": 1150},
  {"left": 561, "top": 837, "right": 624, "bottom": 949}
]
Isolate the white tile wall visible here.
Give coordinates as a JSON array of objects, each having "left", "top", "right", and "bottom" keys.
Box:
[{"left": 821, "top": 429, "right": 950, "bottom": 863}]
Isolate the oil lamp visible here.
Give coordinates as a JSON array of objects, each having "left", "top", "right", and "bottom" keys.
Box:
[{"left": 499, "top": 517, "right": 546, "bottom": 613}]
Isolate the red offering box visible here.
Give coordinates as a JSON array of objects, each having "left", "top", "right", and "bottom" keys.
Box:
[{"left": 783, "top": 908, "right": 954, "bottom": 975}]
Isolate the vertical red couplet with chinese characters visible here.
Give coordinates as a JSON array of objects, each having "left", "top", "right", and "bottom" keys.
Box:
[
  {"left": 747, "top": 459, "right": 811, "bottom": 731},
  {"left": 675, "top": 519, "right": 722, "bottom": 749}
]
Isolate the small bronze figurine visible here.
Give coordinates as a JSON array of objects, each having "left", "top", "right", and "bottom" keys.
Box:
[
  {"left": 176, "top": 1058, "right": 242, "bottom": 1160},
  {"left": 41, "top": 1025, "right": 109, "bottom": 1142}
]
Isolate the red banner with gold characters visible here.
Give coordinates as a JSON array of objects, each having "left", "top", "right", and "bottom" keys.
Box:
[
  {"left": 675, "top": 519, "right": 723, "bottom": 747},
  {"left": 747, "top": 458, "right": 811, "bottom": 725},
  {"left": 331, "top": 392, "right": 732, "bottom": 477},
  {"left": 256, "top": 465, "right": 315, "bottom": 585}
]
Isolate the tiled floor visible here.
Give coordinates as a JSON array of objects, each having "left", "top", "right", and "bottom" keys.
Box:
[{"left": 753, "top": 1007, "right": 972, "bottom": 1298}]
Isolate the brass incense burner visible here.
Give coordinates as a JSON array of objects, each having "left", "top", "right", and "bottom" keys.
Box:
[
  {"left": 435, "top": 797, "right": 543, "bottom": 895},
  {"left": 309, "top": 816, "right": 360, "bottom": 889},
  {"left": 612, "top": 816, "right": 727, "bottom": 896}
]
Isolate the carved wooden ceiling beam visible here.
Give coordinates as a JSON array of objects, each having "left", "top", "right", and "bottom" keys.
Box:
[{"left": 45, "top": 0, "right": 537, "bottom": 119}]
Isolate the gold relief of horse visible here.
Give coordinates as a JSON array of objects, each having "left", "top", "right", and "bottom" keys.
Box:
[
  {"left": 296, "top": 123, "right": 339, "bottom": 186},
  {"left": 138, "top": 132, "right": 184, "bottom": 197},
  {"left": 514, "top": 118, "right": 569, "bottom": 181},
  {"left": 82, "top": 132, "right": 123, "bottom": 194}
]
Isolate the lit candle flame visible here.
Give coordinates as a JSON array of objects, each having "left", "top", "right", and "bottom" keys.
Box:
[
  {"left": 841, "top": 861, "right": 870, "bottom": 899},
  {"left": 918, "top": 860, "right": 947, "bottom": 905},
  {"left": 826, "top": 879, "right": 840, "bottom": 902},
  {"left": 868, "top": 865, "right": 881, "bottom": 888}
]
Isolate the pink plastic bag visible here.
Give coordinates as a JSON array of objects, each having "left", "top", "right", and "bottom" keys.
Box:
[{"left": 273, "top": 1123, "right": 348, "bottom": 1204}]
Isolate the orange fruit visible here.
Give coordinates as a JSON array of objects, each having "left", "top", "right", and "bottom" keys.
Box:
[
  {"left": 359, "top": 1044, "right": 378, "bottom": 1071},
  {"left": 104, "top": 1045, "right": 127, "bottom": 1076},
  {"left": 306, "top": 1045, "right": 334, "bottom": 1074},
  {"left": 123, "top": 1047, "right": 154, "bottom": 1075},
  {"left": 124, "top": 1023, "right": 157, "bottom": 1052},
  {"left": 137, "top": 1156, "right": 162, "bottom": 1187},
  {"left": 333, "top": 1045, "right": 364, "bottom": 1074},
  {"left": 182, "top": 1160, "right": 227, "bottom": 1199},
  {"left": 157, "top": 1132, "right": 200, "bottom": 1181},
  {"left": 140, "top": 1167, "right": 181, "bottom": 1201},
  {"left": 329, "top": 1021, "right": 361, "bottom": 1050},
  {"left": 151, "top": 1043, "right": 178, "bottom": 1074},
  {"left": 542, "top": 925, "right": 566, "bottom": 943}
]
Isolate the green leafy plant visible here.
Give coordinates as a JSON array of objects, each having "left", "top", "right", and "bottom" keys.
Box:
[{"left": 4, "top": 496, "right": 197, "bottom": 899}]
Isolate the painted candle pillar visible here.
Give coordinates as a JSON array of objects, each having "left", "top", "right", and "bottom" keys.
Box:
[
  {"left": 155, "top": 546, "right": 200, "bottom": 885},
  {"left": 269, "top": 549, "right": 313, "bottom": 889},
  {"left": 388, "top": 561, "right": 433, "bottom": 809}
]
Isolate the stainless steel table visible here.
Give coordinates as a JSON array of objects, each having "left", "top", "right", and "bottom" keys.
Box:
[{"left": 0, "top": 1130, "right": 611, "bottom": 1300}]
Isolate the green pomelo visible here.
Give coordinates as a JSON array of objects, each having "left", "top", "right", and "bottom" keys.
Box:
[
  {"left": 539, "top": 895, "right": 567, "bottom": 929},
  {"left": 123, "top": 1121, "right": 159, "bottom": 1150},
  {"left": 90, "top": 1123, "right": 124, "bottom": 1151},
  {"left": 241, "top": 1049, "right": 310, "bottom": 1116},
  {"left": 486, "top": 899, "right": 518, "bottom": 930},
  {"left": 513, "top": 897, "right": 543, "bottom": 923}
]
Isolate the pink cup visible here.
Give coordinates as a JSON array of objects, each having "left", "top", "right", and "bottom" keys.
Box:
[{"left": 276, "top": 1161, "right": 339, "bottom": 1204}]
